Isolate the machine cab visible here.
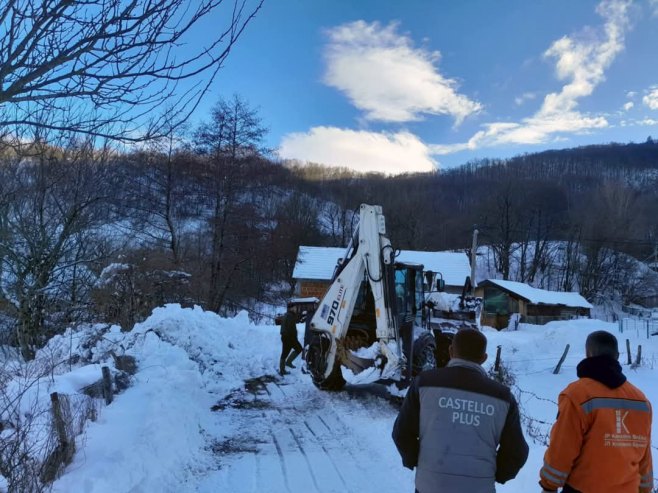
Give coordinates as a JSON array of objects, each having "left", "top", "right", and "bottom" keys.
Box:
[{"left": 393, "top": 262, "right": 426, "bottom": 330}]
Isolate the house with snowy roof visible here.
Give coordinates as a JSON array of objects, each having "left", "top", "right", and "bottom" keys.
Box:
[
  {"left": 292, "top": 246, "right": 472, "bottom": 299},
  {"left": 476, "top": 279, "right": 592, "bottom": 328}
]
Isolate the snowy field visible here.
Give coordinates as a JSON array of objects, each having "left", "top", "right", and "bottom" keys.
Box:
[{"left": 4, "top": 305, "right": 657, "bottom": 492}]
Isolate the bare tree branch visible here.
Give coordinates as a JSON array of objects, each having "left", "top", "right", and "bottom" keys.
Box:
[{"left": 0, "top": 0, "right": 264, "bottom": 141}]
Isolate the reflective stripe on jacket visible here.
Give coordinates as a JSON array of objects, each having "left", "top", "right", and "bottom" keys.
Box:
[
  {"left": 540, "top": 357, "right": 653, "bottom": 493},
  {"left": 392, "top": 359, "right": 528, "bottom": 493}
]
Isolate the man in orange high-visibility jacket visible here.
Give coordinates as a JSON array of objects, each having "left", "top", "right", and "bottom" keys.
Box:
[{"left": 539, "top": 330, "right": 653, "bottom": 493}]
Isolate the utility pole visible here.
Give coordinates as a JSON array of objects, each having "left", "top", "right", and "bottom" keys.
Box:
[{"left": 470, "top": 226, "right": 479, "bottom": 290}]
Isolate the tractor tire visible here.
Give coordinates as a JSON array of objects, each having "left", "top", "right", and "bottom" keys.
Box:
[
  {"left": 312, "top": 359, "right": 346, "bottom": 391},
  {"left": 412, "top": 332, "right": 437, "bottom": 376}
]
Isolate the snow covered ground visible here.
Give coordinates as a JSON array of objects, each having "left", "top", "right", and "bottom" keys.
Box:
[{"left": 4, "top": 305, "right": 657, "bottom": 492}]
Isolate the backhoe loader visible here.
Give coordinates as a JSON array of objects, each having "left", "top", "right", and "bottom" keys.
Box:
[{"left": 303, "top": 204, "right": 440, "bottom": 390}]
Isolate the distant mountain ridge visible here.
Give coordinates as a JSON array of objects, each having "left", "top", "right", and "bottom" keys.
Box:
[{"left": 447, "top": 140, "right": 658, "bottom": 190}]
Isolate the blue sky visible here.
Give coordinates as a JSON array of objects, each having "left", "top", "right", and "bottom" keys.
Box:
[{"left": 197, "top": 0, "right": 658, "bottom": 173}]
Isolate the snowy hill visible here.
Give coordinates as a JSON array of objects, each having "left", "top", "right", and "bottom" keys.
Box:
[{"left": 2, "top": 305, "right": 657, "bottom": 492}]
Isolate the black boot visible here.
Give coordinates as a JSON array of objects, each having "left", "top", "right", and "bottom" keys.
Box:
[
  {"left": 279, "top": 358, "right": 289, "bottom": 376},
  {"left": 285, "top": 350, "right": 300, "bottom": 369}
]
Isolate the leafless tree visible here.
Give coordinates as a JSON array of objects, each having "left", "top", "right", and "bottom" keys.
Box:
[
  {"left": 123, "top": 116, "right": 190, "bottom": 265},
  {"left": 194, "top": 95, "right": 268, "bottom": 312},
  {"left": 273, "top": 192, "right": 323, "bottom": 293},
  {"left": 0, "top": 0, "right": 263, "bottom": 141},
  {"left": 478, "top": 182, "right": 523, "bottom": 280},
  {"left": 0, "top": 129, "right": 113, "bottom": 360},
  {"left": 512, "top": 183, "right": 565, "bottom": 285},
  {"left": 323, "top": 202, "right": 355, "bottom": 247}
]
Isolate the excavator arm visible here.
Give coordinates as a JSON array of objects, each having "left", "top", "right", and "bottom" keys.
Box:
[{"left": 304, "top": 204, "right": 405, "bottom": 389}]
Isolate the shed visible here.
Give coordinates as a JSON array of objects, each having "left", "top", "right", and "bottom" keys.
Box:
[
  {"left": 476, "top": 279, "right": 592, "bottom": 328},
  {"left": 292, "top": 246, "right": 472, "bottom": 299}
]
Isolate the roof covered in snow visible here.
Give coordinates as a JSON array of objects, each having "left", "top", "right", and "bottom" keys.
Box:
[
  {"left": 292, "top": 246, "right": 471, "bottom": 287},
  {"left": 292, "top": 246, "right": 346, "bottom": 282},
  {"left": 482, "top": 279, "right": 592, "bottom": 309}
]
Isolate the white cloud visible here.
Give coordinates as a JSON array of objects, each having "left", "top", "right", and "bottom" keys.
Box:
[
  {"left": 432, "top": 0, "right": 630, "bottom": 154},
  {"left": 623, "top": 101, "right": 634, "bottom": 111},
  {"left": 514, "top": 92, "right": 537, "bottom": 106},
  {"left": 323, "top": 21, "right": 481, "bottom": 124},
  {"left": 432, "top": 113, "right": 608, "bottom": 155},
  {"left": 626, "top": 90, "right": 637, "bottom": 98},
  {"left": 619, "top": 118, "right": 658, "bottom": 127},
  {"left": 539, "top": 0, "right": 628, "bottom": 116},
  {"left": 643, "top": 87, "right": 658, "bottom": 110},
  {"left": 278, "top": 127, "right": 437, "bottom": 175}
]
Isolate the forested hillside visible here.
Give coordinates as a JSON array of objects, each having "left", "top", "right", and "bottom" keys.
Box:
[
  {"left": 2, "top": 111, "right": 658, "bottom": 359},
  {"left": 290, "top": 139, "right": 658, "bottom": 310},
  {"left": 295, "top": 139, "right": 658, "bottom": 253}
]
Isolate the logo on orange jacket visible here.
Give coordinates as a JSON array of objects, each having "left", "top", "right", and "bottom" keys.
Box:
[
  {"left": 604, "top": 409, "right": 647, "bottom": 448},
  {"left": 615, "top": 410, "right": 629, "bottom": 434}
]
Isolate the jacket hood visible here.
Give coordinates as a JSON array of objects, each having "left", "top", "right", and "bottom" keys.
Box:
[{"left": 577, "top": 355, "right": 626, "bottom": 389}]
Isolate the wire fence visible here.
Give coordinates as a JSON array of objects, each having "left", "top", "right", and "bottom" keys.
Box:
[{"left": 619, "top": 318, "right": 658, "bottom": 339}]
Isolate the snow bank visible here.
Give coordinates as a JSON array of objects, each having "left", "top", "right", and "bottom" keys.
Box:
[
  {"left": 52, "top": 329, "right": 209, "bottom": 492},
  {"left": 50, "top": 304, "right": 284, "bottom": 492},
  {"left": 129, "top": 304, "right": 281, "bottom": 395}
]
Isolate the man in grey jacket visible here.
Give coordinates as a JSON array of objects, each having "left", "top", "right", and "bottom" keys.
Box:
[{"left": 392, "top": 329, "right": 528, "bottom": 493}]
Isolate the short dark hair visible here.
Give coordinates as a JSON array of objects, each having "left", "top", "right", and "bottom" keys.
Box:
[
  {"left": 451, "top": 329, "right": 487, "bottom": 362},
  {"left": 586, "top": 330, "right": 619, "bottom": 359}
]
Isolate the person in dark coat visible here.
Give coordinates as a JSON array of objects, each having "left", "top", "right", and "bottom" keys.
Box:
[
  {"left": 279, "top": 307, "right": 303, "bottom": 376},
  {"left": 392, "top": 329, "right": 528, "bottom": 493}
]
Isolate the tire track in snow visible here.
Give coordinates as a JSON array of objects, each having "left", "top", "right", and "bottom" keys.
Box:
[
  {"left": 317, "top": 412, "right": 362, "bottom": 462},
  {"left": 276, "top": 381, "right": 353, "bottom": 493},
  {"left": 318, "top": 397, "right": 406, "bottom": 492},
  {"left": 303, "top": 420, "right": 349, "bottom": 491},
  {"left": 274, "top": 382, "right": 338, "bottom": 492},
  {"left": 289, "top": 427, "right": 322, "bottom": 493},
  {"left": 307, "top": 412, "right": 378, "bottom": 492},
  {"left": 209, "top": 375, "right": 405, "bottom": 492},
  {"left": 270, "top": 429, "right": 293, "bottom": 493}
]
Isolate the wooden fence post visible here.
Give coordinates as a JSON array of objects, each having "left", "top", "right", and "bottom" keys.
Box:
[
  {"left": 553, "top": 344, "right": 570, "bottom": 374},
  {"left": 42, "top": 392, "right": 76, "bottom": 483},
  {"left": 50, "top": 392, "right": 68, "bottom": 446},
  {"left": 626, "top": 339, "right": 632, "bottom": 365},
  {"left": 102, "top": 366, "right": 113, "bottom": 405},
  {"left": 635, "top": 345, "right": 642, "bottom": 367},
  {"left": 494, "top": 345, "right": 502, "bottom": 372}
]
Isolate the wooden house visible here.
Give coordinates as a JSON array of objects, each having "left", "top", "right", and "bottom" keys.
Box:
[
  {"left": 292, "top": 246, "right": 472, "bottom": 299},
  {"left": 476, "top": 279, "right": 592, "bottom": 329}
]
